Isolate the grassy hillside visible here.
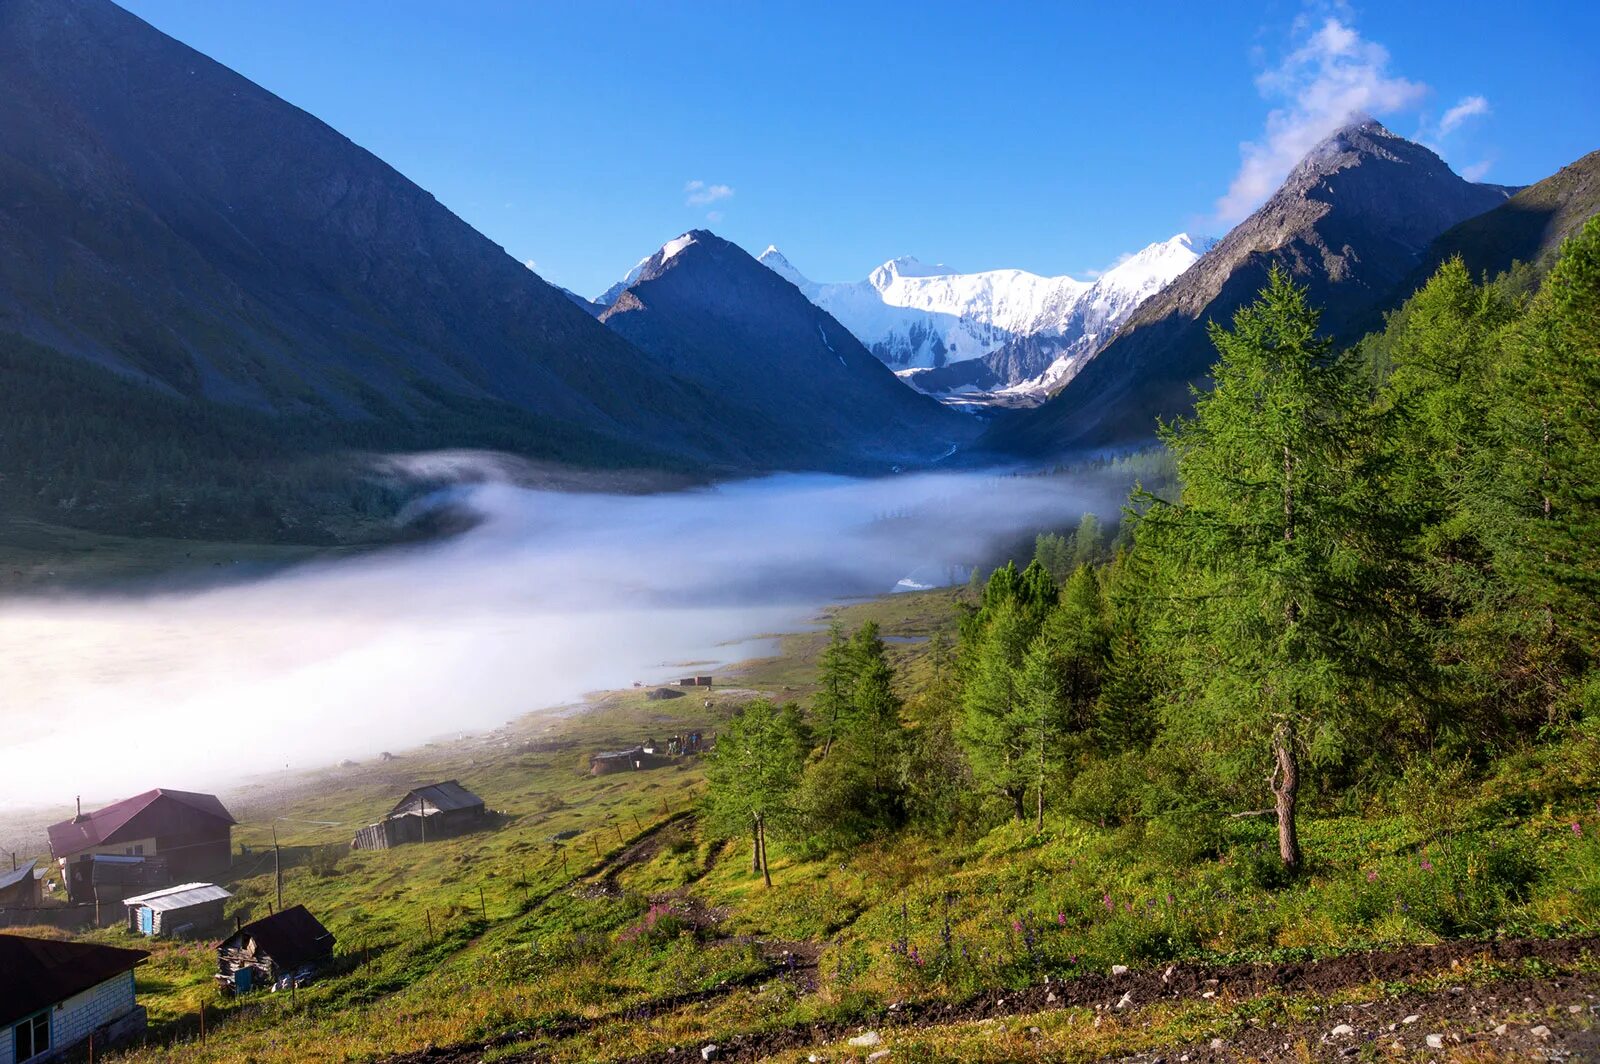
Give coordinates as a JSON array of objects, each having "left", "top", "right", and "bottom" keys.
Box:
[{"left": 7, "top": 587, "right": 1596, "bottom": 1064}]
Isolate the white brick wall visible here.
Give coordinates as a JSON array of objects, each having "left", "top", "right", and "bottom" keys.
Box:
[{"left": 55, "top": 971, "right": 137, "bottom": 1049}]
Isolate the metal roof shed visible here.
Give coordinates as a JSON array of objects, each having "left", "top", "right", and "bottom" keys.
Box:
[{"left": 124, "top": 882, "right": 232, "bottom": 937}]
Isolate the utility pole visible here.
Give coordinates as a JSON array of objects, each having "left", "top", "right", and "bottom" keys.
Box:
[
  {"left": 272, "top": 823, "right": 283, "bottom": 912},
  {"left": 418, "top": 793, "right": 426, "bottom": 845}
]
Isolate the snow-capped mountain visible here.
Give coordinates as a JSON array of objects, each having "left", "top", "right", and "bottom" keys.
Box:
[{"left": 754, "top": 235, "right": 1203, "bottom": 395}]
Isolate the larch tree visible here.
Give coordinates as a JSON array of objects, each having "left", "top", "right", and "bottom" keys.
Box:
[
  {"left": 702, "top": 698, "right": 808, "bottom": 888},
  {"left": 1137, "top": 267, "right": 1404, "bottom": 870}
]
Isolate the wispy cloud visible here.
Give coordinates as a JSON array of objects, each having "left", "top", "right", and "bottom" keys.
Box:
[
  {"left": 1216, "top": 15, "right": 1427, "bottom": 224},
  {"left": 1437, "top": 94, "right": 1490, "bottom": 137},
  {"left": 1413, "top": 93, "right": 1491, "bottom": 153},
  {"left": 522, "top": 258, "right": 538, "bottom": 271},
  {"left": 705, "top": 210, "right": 725, "bottom": 224},
  {"left": 684, "top": 180, "right": 734, "bottom": 207},
  {"left": 1460, "top": 160, "right": 1493, "bottom": 182}
]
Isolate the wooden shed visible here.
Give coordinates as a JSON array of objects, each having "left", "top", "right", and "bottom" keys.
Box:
[
  {"left": 123, "top": 882, "right": 231, "bottom": 938},
  {"left": 0, "top": 861, "right": 41, "bottom": 909},
  {"left": 350, "top": 780, "right": 487, "bottom": 850},
  {"left": 215, "top": 905, "right": 335, "bottom": 994},
  {"left": 588, "top": 746, "right": 670, "bottom": 775}
]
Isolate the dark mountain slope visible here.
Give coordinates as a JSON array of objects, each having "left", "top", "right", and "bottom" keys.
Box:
[
  {"left": 0, "top": 0, "right": 762, "bottom": 474},
  {"left": 599, "top": 232, "right": 978, "bottom": 470},
  {"left": 1409, "top": 149, "right": 1600, "bottom": 285},
  {"left": 981, "top": 122, "right": 1516, "bottom": 457}
]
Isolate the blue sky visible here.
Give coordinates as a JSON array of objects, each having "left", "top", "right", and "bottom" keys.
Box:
[{"left": 119, "top": 0, "right": 1599, "bottom": 298}]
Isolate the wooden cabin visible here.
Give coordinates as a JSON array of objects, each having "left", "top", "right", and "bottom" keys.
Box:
[
  {"left": 350, "top": 780, "right": 487, "bottom": 851},
  {"left": 215, "top": 905, "right": 335, "bottom": 994},
  {"left": 123, "top": 882, "right": 231, "bottom": 938},
  {"left": 0, "top": 934, "right": 149, "bottom": 1063},
  {"left": 588, "top": 746, "right": 671, "bottom": 775},
  {"left": 0, "top": 861, "right": 41, "bottom": 910},
  {"left": 48, "top": 789, "right": 235, "bottom": 901}
]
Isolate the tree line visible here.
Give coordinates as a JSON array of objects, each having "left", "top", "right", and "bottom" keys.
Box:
[{"left": 706, "top": 217, "right": 1600, "bottom": 880}]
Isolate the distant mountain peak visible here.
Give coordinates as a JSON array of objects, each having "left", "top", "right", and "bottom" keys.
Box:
[
  {"left": 869, "top": 255, "right": 956, "bottom": 289},
  {"left": 757, "top": 245, "right": 809, "bottom": 287}
]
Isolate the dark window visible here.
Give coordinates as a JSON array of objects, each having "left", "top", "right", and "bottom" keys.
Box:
[{"left": 13, "top": 1011, "right": 50, "bottom": 1062}]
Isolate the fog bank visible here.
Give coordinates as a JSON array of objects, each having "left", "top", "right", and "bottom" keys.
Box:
[{"left": 0, "top": 465, "right": 1121, "bottom": 811}]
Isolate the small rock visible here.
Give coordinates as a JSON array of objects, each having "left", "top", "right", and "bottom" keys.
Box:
[
  {"left": 1111, "top": 964, "right": 1130, "bottom": 976},
  {"left": 1162, "top": 965, "right": 1175, "bottom": 983},
  {"left": 848, "top": 1032, "right": 882, "bottom": 1048},
  {"left": 1493, "top": 1024, "right": 1507, "bottom": 1035},
  {"left": 1425, "top": 1034, "right": 1444, "bottom": 1049},
  {"left": 1571, "top": 1004, "right": 1586, "bottom": 1014},
  {"left": 1028, "top": 1027, "right": 1040, "bottom": 1035},
  {"left": 1046, "top": 991, "right": 1057, "bottom": 1003},
  {"left": 1331, "top": 1024, "right": 1356, "bottom": 1036},
  {"left": 867, "top": 1053, "right": 890, "bottom": 1063},
  {"left": 1201, "top": 991, "right": 1215, "bottom": 999},
  {"left": 1530, "top": 1025, "right": 1551, "bottom": 1039},
  {"left": 1116, "top": 991, "right": 1134, "bottom": 1010},
  {"left": 1403, "top": 1015, "right": 1420, "bottom": 1025},
  {"left": 1209, "top": 1039, "right": 1225, "bottom": 1050},
  {"left": 700, "top": 1046, "right": 719, "bottom": 1062}
]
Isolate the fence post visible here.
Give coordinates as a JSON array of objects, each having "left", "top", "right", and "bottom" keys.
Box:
[{"left": 478, "top": 885, "right": 487, "bottom": 922}]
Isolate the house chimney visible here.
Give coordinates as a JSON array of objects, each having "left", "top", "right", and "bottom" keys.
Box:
[{"left": 72, "top": 796, "right": 84, "bottom": 823}]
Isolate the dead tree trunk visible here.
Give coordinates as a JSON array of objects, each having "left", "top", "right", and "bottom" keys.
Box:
[
  {"left": 1271, "top": 719, "right": 1301, "bottom": 870},
  {"left": 751, "top": 819, "right": 762, "bottom": 875}
]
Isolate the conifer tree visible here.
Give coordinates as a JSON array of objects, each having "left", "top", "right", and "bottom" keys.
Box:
[
  {"left": 1138, "top": 268, "right": 1404, "bottom": 869},
  {"left": 703, "top": 699, "right": 808, "bottom": 888}
]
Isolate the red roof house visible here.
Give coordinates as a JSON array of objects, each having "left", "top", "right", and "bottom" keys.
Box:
[{"left": 48, "top": 790, "right": 235, "bottom": 893}]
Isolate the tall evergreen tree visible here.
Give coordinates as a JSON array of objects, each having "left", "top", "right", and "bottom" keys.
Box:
[
  {"left": 1137, "top": 268, "right": 1407, "bottom": 869},
  {"left": 1497, "top": 217, "right": 1600, "bottom": 649},
  {"left": 703, "top": 699, "right": 809, "bottom": 888}
]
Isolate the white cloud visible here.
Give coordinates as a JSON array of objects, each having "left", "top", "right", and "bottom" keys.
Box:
[
  {"left": 1460, "top": 160, "right": 1493, "bottom": 182},
  {"left": 1437, "top": 94, "right": 1490, "bottom": 137},
  {"left": 522, "top": 258, "right": 538, "bottom": 271},
  {"left": 684, "top": 180, "right": 734, "bottom": 207},
  {"left": 1216, "top": 16, "right": 1427, "bottom": 224},
  {"left": 705, "top": 210, "right": 725, "bottom": 224}
]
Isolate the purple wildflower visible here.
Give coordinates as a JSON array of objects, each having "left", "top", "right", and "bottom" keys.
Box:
[{"left": 1573, "top": 822, "right": 1583, "bottom": 837}]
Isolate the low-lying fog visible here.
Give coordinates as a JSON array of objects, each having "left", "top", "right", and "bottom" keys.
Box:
[{"left": 0, "top": 463, "right": 1125, "bottom": 812}]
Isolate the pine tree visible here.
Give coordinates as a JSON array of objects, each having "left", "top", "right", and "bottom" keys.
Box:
[
  {"left": 703, "top": 699, "right": 808, "bottom": 888},
  {"left": 1137, "top": 268, "right": 1406, "bottom": 870},
  {"left": 959, "top": 598, "right": 1036, "bottom": 819},
  {"left": 1497, "top": 217, "right": 1600, "bottom": 649}
]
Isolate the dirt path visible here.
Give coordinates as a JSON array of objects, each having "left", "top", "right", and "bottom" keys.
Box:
[
  {"left": 612, "top": 935, "right": 1600, "bottom": 1063},
  {"left": 374, "top": 936, "right": 1598, "bottom": 1064}
]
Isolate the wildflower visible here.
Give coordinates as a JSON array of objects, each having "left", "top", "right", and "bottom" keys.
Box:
[
  {"left": 1573, "top": 822, "right": 1583, "bottom": 837},
  {"left": 1165, "top": 893, "right": 1175, "bottom": 906},
  {"left": 1367, "top": 870, "right": 1378, "bottom": 883},
  {"left": 1420, "top": 857, "right": 1434, "bottom": 873},
  {"left": 1012, "top": 919, "right": 1024, "bottom": 933},
  {"left": 1056, "top": 911, "right": 1067, "bottom": 927},
  {"left": 1103, "top": 893, "right": 1113, "bottom": 912}
]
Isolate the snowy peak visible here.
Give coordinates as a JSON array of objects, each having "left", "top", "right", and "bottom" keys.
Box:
[
  {"left": 763, "top": 234, "right": 1203, "bottom": 392},
  {"left": 757, "top": 245, "right": 809, "bottom": 288},
  {"left": 868, "top": 255, "right": 956, "bottom": 289},
  {"left": 1095, "top": 233, "right": 1205, "bottom": 296}
]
